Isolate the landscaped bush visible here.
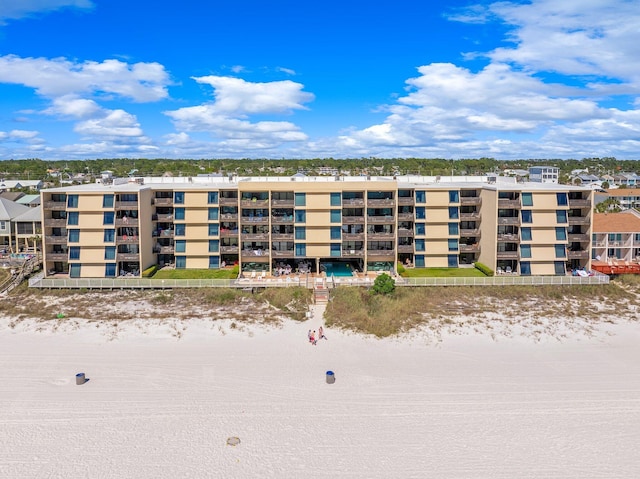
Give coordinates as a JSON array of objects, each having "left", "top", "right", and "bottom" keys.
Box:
[
  {"left": 474, "top": 262, "right": 493, "bottom": 276},
  {"left": 397, "top": 263, "right": 406, "bottom": 275},
  {"left": 142, "top": 265, "right": 159, "bottom": 278}
]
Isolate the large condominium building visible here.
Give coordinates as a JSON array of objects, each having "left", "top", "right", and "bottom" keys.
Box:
[{"left": 40, "top": 175, "right": 593, "bottom": 278}]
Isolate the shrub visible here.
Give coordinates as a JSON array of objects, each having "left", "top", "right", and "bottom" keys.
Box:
[
  {"left": 142, "top": 265, "right": 159, "bottom": 278},
  {"left": 397, "top": 263, "right": 406, "bottom": 275},
  {"left": 371, "top": 273, "right": 395, "bottom": 295},
  {"left": 231, "top": 264, "right": 239, "bottom": 276},
  {"left": 474, "top": 262, "right": 493, "bottom": 276}
]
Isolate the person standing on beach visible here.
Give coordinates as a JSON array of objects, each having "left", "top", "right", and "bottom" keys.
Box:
[
  {"left": 318, "top": 326, "right": 327, "bottom": 340},
  {"left": 309, "top": 330, "right": 317, "bottom": 345}
]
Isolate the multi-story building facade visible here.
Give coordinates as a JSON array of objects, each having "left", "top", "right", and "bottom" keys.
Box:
[
  {"left": 40, "top": 175, "right": 593, "bottom": 278},
  {"left": 591, "top": 210, "right": 640, "bottom": 262}
]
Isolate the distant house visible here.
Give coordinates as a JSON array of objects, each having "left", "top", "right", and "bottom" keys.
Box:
[
  {"left": 603, "top": 188, "right": 640, "bottom": 210},
  {"left": 0, "top": 198, "right": 30, "bottom": 252},
  {"left": 592, "top": 210, "right": 640, "bottom": 263},
  {"left": 0, "top": 179, "right": 43, "bottom": 191},
  {"left": 572, "top": 174, "right": 600, "bottom": 185},
  {"left": 528, "top": 166, "right": 559, "bottom": 183},
  {"left": 15, "top": 194, "right": 41, "bottom": 208},
  {"left": 13, "top": 205, "right": 42, "bottom": 252}
]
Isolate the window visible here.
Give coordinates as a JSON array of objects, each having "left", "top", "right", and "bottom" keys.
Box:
[
  {"left": 330, "top": 243, "right": 341, "bottom": 257},
  {"left": 330, "top": 226, "right": 341, "bottom": 240},
  {"left": 415, "top": 255, "right": 425, "bottom": 267},
  {"left": 174, "top": 208, "right": 185, "bottom": 220},
  {"left": 556, "top": 193, "right": 568, "bottom": 206},
  {"left": 209, "top": 256, "right": 220, "bottom": 268},
  {"left": 330, "top": 193, "right": 341, "bottom": 206},
  {"left": 0, "top": 221, "right": 5, "bottom": 231},
  {"left": 175, "top": 240, "right": 186, "bottom": 253},
  {"left": 295, "top": 243, "right": 306, "bottom": 256},
  {"left": 68, "top": 229, "right": 80, "bottom": 242},
  {"left": 415, "top": 223, "right": 425, "bottom": 235},
  {"left": 295, "top": 210, "right": 306, "bottom": 223},
  {"left": 67, "top": 195, "right": 78, "bottom": 208},
  {"left": 415, "top": 207, "right": 426, "bottom": 220},
  {"left": 295, "top": 193, "right": 306, "bottom": 206},
  {"left": 208, "top": 208, "right": 219, "bottom": 221},
  {"left": 554, "top": 261, "right": 566, "bottom": 275},
  {"left": 448, "top": 223, "right": 459, "bottom": 235},
  {"left": 556, "top": 227, "right": 567, "bottom": 241},
  {"left": 208, "top": 224, "right": 219, "bottom": 236},
  {"left": 103, "top": 211, "right": 114, "bottom": 225},
  {"left": 330, "top": 209, "right": 341, "bottom": 223},
  {"left": 449, "top": 190, "right": 459, "bottom": 203},
  {"left": 176, "top": 256, "right": 186, "bottom": 269},
  {"left": 103, "top": 229, "right": 115, "bottom": 242},
  {"left": 520, "top": 244, "right": 531, "bottom": 258},
  {"left": 67, "top": 211, "right": 79, "bottom": 225},
  {"left": 174, "top": 191, "right": 185, "bottom": 204},
  {"left": 448, "top": 207, "right": 459, "bottom": 219},
  {"left": 295, "top": 226, "right": 306, "bottom": 240},
  {"left": 208, "top": 192, "right": 219, "bottom": 204},
  {"left": 104, "top": 246, "right": 115, "bottom": 260},
  {"left": 69, "top": 263, "right": 81, "bottom": 278},
  {"left": 520, "top": 262, "right": 531, "bottom": 276},
  {"left": 448, "top": 239, "right": 458, "bottom": 251},
  {"left": 520, "top": 227, "right": 532, "bottom": 241},
  {"left": 209, "top": 240, "right": 219, "bottom": 253},
  {"left": 175, "top": 224, "right": 185, "bottom": 236},
  {"left": 69, "top": 246, "right": 80, "bottom": 260},
  {"left": 415, "top": 191, "right": 426, "bottom": 203},
  {"left": 521, "top": 210, "right": 533, "bottom": 223},
  {"left": 415, "top": 239, "right": 425, "bottom": 251},
  {"left": 556, "top": 210, "right": 567, "bottom": 223},
  {"left": 103, "top": 194, "right": 114, "bottom": 208},
  {"left": 105, "top": 263, "right": 116, "bottom": 277},
  {"left": 448, "top": 255, "right": 458, "bottom": 268},
  {"left": 555, "top": 244, "right": 566, "bottom": 258},
  {"left": 521, "top": 192, "right": 533, "bottom": 206}
]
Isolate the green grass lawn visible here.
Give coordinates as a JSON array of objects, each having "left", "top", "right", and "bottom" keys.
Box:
[
  {"left": 401, "top": 267, "right": 487, "bottom": 278},
  {"left": 152, "top": 268, "right": 238, "bottom": 280}
]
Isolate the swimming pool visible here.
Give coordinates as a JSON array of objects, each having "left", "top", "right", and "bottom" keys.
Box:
[{"left": 322, "top": 262, "right": 354, "bottom": 277}]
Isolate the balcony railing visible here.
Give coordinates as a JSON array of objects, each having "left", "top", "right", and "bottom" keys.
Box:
[
  {"left": 496, "top": 250, "right": 519, "bottom": 259},
  {"left": 271, "top": 199, "right": 295, "bottom": 206},
  {"left": 154, "top": 213, "right": 173, "bottom": 221},
  {"left": 220, "top": 245, "right": 239, "bottom": 253},
  {"left": 241, "top": 233, "right": 269, "bottom": 240},
  {"left": 241, "top": 216, "right": 269, "bottom": 224},
  {"left": 116, "top": 235, "right": 139, "bottom": 243},
  {"left": 220, "top": 213, "right": 238, "bottom": 220},
  {"left": 397, "top": 244, "right": 414, "bottom": 253},
  {"left": 342, "top": 233, "right": 365, "bottom": 241},
  {"left": 497, "top": 233, "right": 519, "bottom": 241},
  {"left": 115, "top": 201, "right": 139, "bottom": 209},
  {"left": 397, "top": 228, "right": 414, "bottom": 237},
  {"left": 342, "top": 216, "right": 365, "bottom": 224},
  {"left": 271, "top": 216, "right": 294, "bottom": 224},
  {"left": 568, "top": 233, "right": 590, "bottom": 242},
  {"left": 568, "top": 198, "right": 591, "bottom": 207},
  {"left": 568, "top": 216, "right": 590, "bottom": 225},
  {"left": 241, "top": 250, "right": 269, "bottom": 258},
  {"left": 459, "top": 211, "right": 480, "bottom": 219},
  {"left": 219, "top": 197, "right": 239, "bottom": 205},
  {"left": 341, "top": 249, "right": 364, "bottom": 257},
  {"left": 159, "top": 246, "right": 174, "bottom": 254},
  {"left": 43, "top": 201, "right": 66, "bottom": 210},
  {"left": 240, "top": 199, "right": 269, "bottom": 207},
  {"left": 220, "top": 229, "right": 239, "bottom": 237},
  {"left": 367, "top": 198, "right": 395, "bottom": 207},
  {"left": 460, "top": 228, "right": 480, "bottom": 236},
  {"left": 116, "top": 253, "right": 140, "bottom": 262},
  {"left": 115, "top": 218, "right": 138, "bottom": 226},
  {"left": 397, "top": 197, "right": 414, "bottom": 206},
  {"left": 367, "top": 250, "right": 395, "bottom": 257},
  {"left": 271, "top": 233, "right": 294, "bottom": 240},
  {"left": 498, "top": 217, "right": 520, "bottom": 225},
  {"left": 567, "top": 250, "right": 589, "bottom": 259},
  {"left": 367, "top": 215, "right": 395, "bottom": 223},
  {"left": 153, "top": 197, "right": 173, "bottom": 206},
  {"left": 44, "top": 218, "right": 66, "bottom": 227},
  {"left": 45, "top": 235, "right": 67, "bottom": 244},
  {"left": 46, "top": 252, "right": 68, "bottom": 261},
  {"left": 459, "top": 243, "right": 480, "bottom": 253},
  {"left": 460, "top": 196, "right": 482, "bottom": 206},
  {"left": 498, "top": 199, "right": 521, "bottom": 208},
  {"left": 368, "top": 232, "right": 395, "bottom": 240},
  {"left": 342, "top": 198, "right": 365, "bottom": 207},
  {"left": 397, "top": 213, "right": 414, "bottom": 221},
  {"left": 272, "top": 250, "right": 295, "bottom": 257}
]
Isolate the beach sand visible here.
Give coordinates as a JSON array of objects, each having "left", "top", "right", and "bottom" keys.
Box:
[{"left": 1, "top": 303, "right": 640, "bottom": 478}]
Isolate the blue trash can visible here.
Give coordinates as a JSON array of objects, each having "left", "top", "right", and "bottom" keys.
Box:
[
  {"left": 76, "top": 373, "right": 85, "bottom": 385},
  {"left": 326, "top": 370, "right": 335, "bottom": 384}
]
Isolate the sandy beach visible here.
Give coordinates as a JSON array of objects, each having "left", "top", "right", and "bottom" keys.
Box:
[{"left": 1, "top": 304, "right": 640, "bottom": 478}]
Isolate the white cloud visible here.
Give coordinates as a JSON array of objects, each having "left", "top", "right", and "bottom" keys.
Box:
[
  {"left": 74, "top": 109, "right": 146, "bottom": 139},
  {"left": 0, "top": 0, "right": 93, "bottom": 25},
  {"left": 0, "top": 129, "right": 41, "bottom": 142},
  {"left": 0, "top": 55, "right": 171, "bottom": 101}
]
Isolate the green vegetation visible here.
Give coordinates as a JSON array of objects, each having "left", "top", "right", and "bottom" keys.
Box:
[
  {"left": 473, "top": 262, "right": 493, "bottom": 276},
  {"left": 152, "top": 268, "right": 238, "bottom": 280},
  {"left": 142, "top": 265, "right": 159, "bottom": 277},
  {"left": 371, "top": 273, "right": 395, "bottom": 295},
  {"left": 400, "top": 267, "right": 487, "bottom": 278}
]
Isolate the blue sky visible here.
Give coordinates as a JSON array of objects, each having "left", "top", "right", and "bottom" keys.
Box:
[{"left": 0, "top": 0, "right": 639, "bottom": 161}]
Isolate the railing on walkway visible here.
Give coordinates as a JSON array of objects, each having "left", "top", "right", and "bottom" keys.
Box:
[{"left": 28, "top": 270, "right": 609, "bottom": 290}]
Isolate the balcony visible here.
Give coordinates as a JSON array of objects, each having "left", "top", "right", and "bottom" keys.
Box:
[
  {"left": 568, "top": 198, "right": 591, "bottom": 207},
  {"left": 271, "top": 250, "right": 295, "bottom": 258},
  {"left": 241, "top": 216, "right": 269, "bottom": 224},
  {"left": 220, "top": 245, "right": 239, "bottom": 253},
  {"left": 568, "top": 250, "right": 589, "bottom": 259},
  {"left": 397, "top": 228, "right": 414, "bottom": 237},
  {"left": 397, "top": 212, "right": 414, "bottom": 221},
  {"left": 459, "top": 211, "right": 480, "bottom": 220},
  {"left": 342, "top": 249, "right": 364, "bottom": 258},
  {"left": 342, "top": 216, "right": 365, "bottom": 224},
  {"left": 568, "top": 216, "right": 590, "bottom": 225},
  {"left": 397, "top": 244, "right": 414, "bottom": 253},
  {"left": 44, "top": 201, "right": 66, "bottom": 210},
  {"left": 219, "top": 197, "right": 239, "bottom": 205},
  {"left": 220, "top": 229, "right": 239, "bottom": 238},
  {"left": 271, "top": 199, "right": 294, "bottom": 207},
  {"left": 156, "top": 229, "right": 174, "bottom": 238},
  {"left": 271, "top": 233, "right": 294, "bottom": 240},
  {"left": 497, "top": 233, "right": 519, "bottom": 242},
  {"left": 397, "top": 197, "right": 414, "bottom": 206},
  {"left": 220, "top": 213, "right": 238, "bottom": 220},
  {"left": 367, "top": 249, "right": 395, "bottom": 257},
  {"left": 568, "top": 233, "right": 590, "bottom": 242},
  {"left": 460, "top": 228, "right": 480, "bottom": 237},
  {"left": 116, "top": 235, "right": 139, "bottom": 244},
  {"left": 240, "top": 198, "right": 269, "bottom": 207},
  {"left": 241, "top": 250, "right": 269, "bottom": 258},
  {"left": 115, "top": 218, "right": 138, "bottom": 226},
  {"left": 496, "top": 250, "right": 519, "bottom": 259},
  {"left": 343, "top": 198, "right": 365, "bottom": 207},
  {"left": 459, "top": 243, "right": 480, "bottom": 253},
  {"left": 116, "top": 253, "right": 140, "bottom": 262},
  {"left": 367, "top": 215, "right": 395, "bottom": 224},
  {"left": 271, "top": 215, "right": 294, "bottom": 224},
  {"left": 154, "top": 197, "right": 173, "bottom": 206},
  {"left": 159, "top": 246, "right": 174, "bottom": 254},
  {"left": 45, "top": 235, "right": 67, "bottom": 244},
  {"left": 460, "top": 196, "right": 482, "bottom": 206},
  {"left": 368, "top": 232, "right": 395, "bottom": 240},
  {"left": 498, "top": 199, "right": 521, "bottom": 208},
  {"left": 44, "top": 218, "right": 67, "bottom": 227},
  {"left": 154, "top": 213, "right": 173, "bottom": 222},
  {"left": 367, "top": 198, "right": 395, "bottom": 207},
  {"left": 46, "top": 252, "right": 68, "bottom": 261},
  {"left": 241, "top": 233, "right": 269, "bottom": 241},
  {"left": 115, "top": 201, "right": 138, "bottom": 209},
  {"left": 498, "top": 217, "right": 520, "bottom": 225}
]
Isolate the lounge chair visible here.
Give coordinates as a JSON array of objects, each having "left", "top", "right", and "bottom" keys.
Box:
[
  {"left": 250, "top": 271, "right": 256, "bottom": 279},
  {"left": 505, "top": 266, "right": 512, "bottom": 274},
  {"left": 496, "top": 266, "right": 503, "bottom": 275}
]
